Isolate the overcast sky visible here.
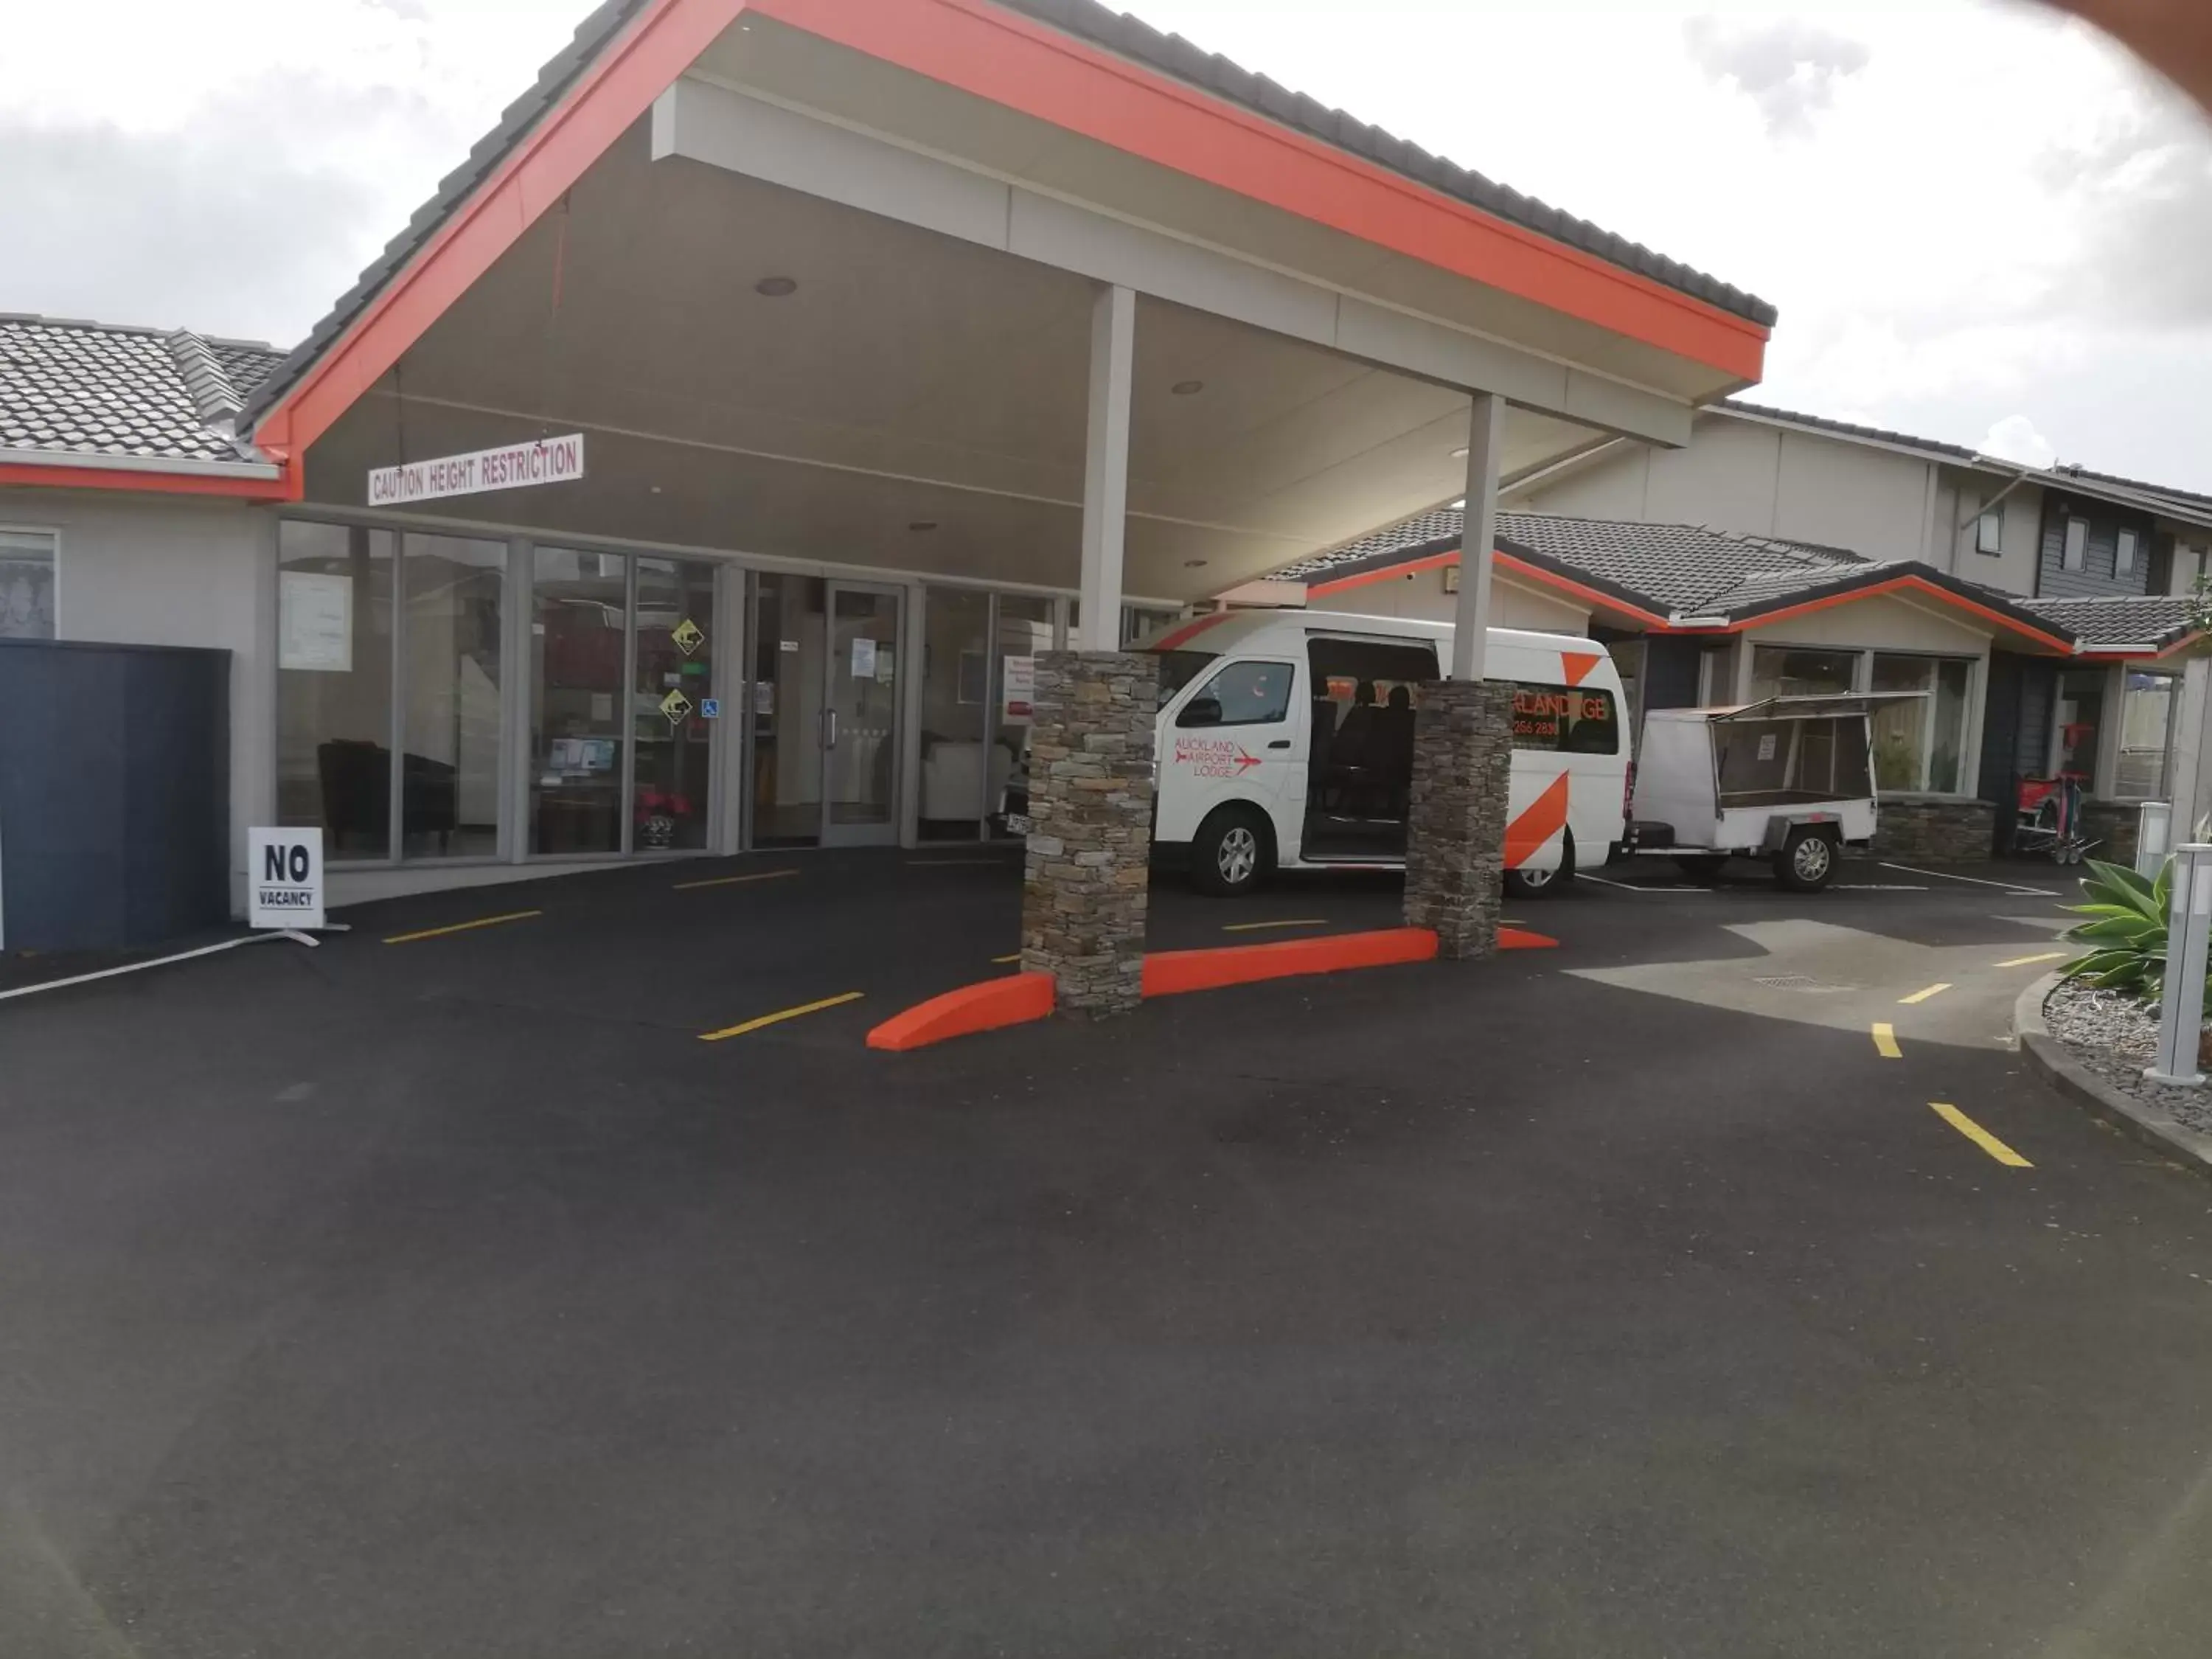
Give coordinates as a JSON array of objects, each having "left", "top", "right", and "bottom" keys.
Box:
[{"left": 3, "top": 0, "right": 2208, "bottom": 488}]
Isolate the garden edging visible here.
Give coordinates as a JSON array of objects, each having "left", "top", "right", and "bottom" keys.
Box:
[{"left": 2014, "top": 972, "right": 2212, "bottom": 1178}]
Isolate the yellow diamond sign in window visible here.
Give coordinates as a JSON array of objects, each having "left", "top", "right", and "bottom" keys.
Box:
[
  {"left": 659, "top": 688, "right": 694, "bottom": 726},
  {"left": 670, "top": 617, "right": 706, "bottom": 656}
]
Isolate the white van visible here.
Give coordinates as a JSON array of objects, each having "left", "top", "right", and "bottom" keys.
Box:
[{"left": 1138, "top": 611, "right": 1630, "bottom": 898}]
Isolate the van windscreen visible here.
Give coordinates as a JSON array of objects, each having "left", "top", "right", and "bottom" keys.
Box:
[{"left": 1152, "top": 649, "right": 1218, "bottom": 708}]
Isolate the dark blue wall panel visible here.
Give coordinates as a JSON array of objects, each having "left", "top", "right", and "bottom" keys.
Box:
[{"left": 0, "top": 640, "right": 229, "bottom": 951}]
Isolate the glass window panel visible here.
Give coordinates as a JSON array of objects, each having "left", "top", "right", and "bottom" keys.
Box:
[
  {"left": 919, "top": 587, "right": 992, "bottom": 840},
  {"left": 400, "top": 534, "right": 504, "bottom": 860},
  {"left": 277, "top": 521, "right": 396, "bottom": 860},
  {"left": 531, "top": 547, "right": 627, "bottom": 855},
  {"left": 826, "top": 587, "right": 901, "bottom": 829},
  {"left": 1930, "top": 659, "right": 1972, "bottom": 794},
  {"left": 633, "top": 558, "right": 717, "bottom": 852},
  {"left": 2054, "top": 669, "right": 2106, "bottom": 782},
  {"left": 1869, "top": 655, "right": 1935, "bottom": 792},
  {"left": 992, "top": 595, "right": 1056, "bottom": 838},
  {"left": 0, "top": 528, "right": 57, "bottom": 639},
  {"left": 2063, "top": 518, "right": 2089, "bottom": 571},
  {"left": 1512, "top": 684, "right": 1620, "bottom": 754},
  {"left": 1180, "top": 660, "right": 1295, "bottom": 727},
  {"left": 2118, "top": 672, "right": 2179, "bottom": 799},
  {"left": 1750, "top": 646, "right": 1857, "bottom": 702},
  {"left": 751, "top": 573, "right": 824, "bottom": 847}
]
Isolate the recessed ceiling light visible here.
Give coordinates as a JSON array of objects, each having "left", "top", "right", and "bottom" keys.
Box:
[
  {"left": 1183, "top": 558, "right": 1208, "bottom": 568},
  {"left": 908, "top": 521, "right": 939, "bottom": 532},
  {"left": 1171, "top": 380, "right": 1205, "bottom": 397},
  {"left": 754, "top": 276, "right": 798, "bottom": 297}
]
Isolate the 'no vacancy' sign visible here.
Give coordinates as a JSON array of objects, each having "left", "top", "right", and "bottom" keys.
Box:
[{"left": 250, "top": 828, "right": 324, "bottom": 931}]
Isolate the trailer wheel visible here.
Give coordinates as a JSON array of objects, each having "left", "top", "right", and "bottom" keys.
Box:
[
  {"left": 1505, "top": 832, "right": 1576, "bottom": 900},
  {"left": 1774, "top": 828, "right": 1837, "bottom": 893},
  {"left": 1191, "top": 805, "right": 1273, "bottom": 897}
]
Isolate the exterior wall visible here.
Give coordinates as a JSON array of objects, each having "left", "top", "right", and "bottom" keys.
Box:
[
  {"left": 2036, "top": 490, "right": 2157, "bottom": 599},
  {"left": 1308, "top": 569, "right": 1590, "bottom": 633},
  {"left": 1737, "top": 593, "right": 1992, "bottom": 656},
  {"left": 1939, "top": 473, "right": 2042, "bottom": 597},
  {"left": 11, "top": 488, "right": 276, "bottom": 914},
  {"left": 1770, "top": 429, "right": 1935, "bottom": 562}
]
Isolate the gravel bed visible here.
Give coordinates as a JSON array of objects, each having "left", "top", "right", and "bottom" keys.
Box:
[{"left": 2044, "top": 978, "right": 2212, "bottom": 1133}]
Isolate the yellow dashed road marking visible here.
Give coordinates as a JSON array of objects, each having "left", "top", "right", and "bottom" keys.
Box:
[
  {"left": 1221, "top": 918, "right": 1331, "bottom": 933},
  {"left": 1871, "top": 1023, "right": 1903, "bottom": 1059},
  {"left": 993, "top": 953, "right": 1022, "bottom": 965},
  {"left": 384, "top": 910, "right": 542, "bottom": 945},
  {"left": 699, "top": 992, "right": 865, "bottom": 1043},
  {"left": 1931, "top": 1102, "right": 2033, "bottom": 1167},
  {"left": 1899, "top": 983, "right": 1952, "bottom": 1005},
  {"left": 674, "top": 869, "right": 800, "bottom": 891},
  {"left": 1996, "top": 951, "right": 2067, "bottom": 968}
]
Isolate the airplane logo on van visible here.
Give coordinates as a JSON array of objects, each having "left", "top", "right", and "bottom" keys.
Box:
[{"left": 1175, "top": 735, "right": 1265, "bottom": 779}]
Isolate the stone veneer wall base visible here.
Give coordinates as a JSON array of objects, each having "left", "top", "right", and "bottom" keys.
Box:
[
  {"left": 1402, "top": 679, "right": 1514, "bottom": 960},
  {"left": 1020, "top": 651, "right": 1158, "bottom": 1018}
]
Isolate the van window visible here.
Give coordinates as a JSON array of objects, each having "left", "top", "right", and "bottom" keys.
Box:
[
  {"left": 1180, "top": 660, "right": 1295, "bottom": 728},
  {"left": 1514, "top": 684, "right": 1619, "bottom": 754},
  {"left": 1152, "top": 649, "right": 1217, "bottom": 709}
]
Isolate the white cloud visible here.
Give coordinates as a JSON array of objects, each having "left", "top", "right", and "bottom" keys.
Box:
[
  {"left": 1681, "top": 15, "right": 1871, "bottom": 138},
  {"left": 1978, "top": 415, "right": 2060, "bottom": 468}
]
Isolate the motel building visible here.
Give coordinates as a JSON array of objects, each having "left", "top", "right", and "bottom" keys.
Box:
[{"left": 0, "top": 0, "right": 1778, "bottom": 1006}]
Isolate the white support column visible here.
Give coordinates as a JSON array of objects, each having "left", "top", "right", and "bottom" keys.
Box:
[
  {"left": 2169, "top": 658, "right": 2212, "bottom": 842},
  {"left": 1452, "top": 392, "right": 1506, "bottom": 681},
  {"left": 1078, "top": 284, "right": 1136, "bottom": 654}
]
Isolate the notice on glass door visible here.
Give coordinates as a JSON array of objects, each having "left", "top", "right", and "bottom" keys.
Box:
[
  {"left": 279, "top": 571, "right": 352, "bottom": 672},
  {"left": 850, "top": 637, "right": 877, "bottom": 679}
]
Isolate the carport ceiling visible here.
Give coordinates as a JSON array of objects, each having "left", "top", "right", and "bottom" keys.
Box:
[{"left": 302, "top": 121, "right": 1603, "bottom": 602}]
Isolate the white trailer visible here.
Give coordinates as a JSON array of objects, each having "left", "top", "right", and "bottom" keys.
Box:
[{"left": 1630, "top": 693, "right": 1925, "bottom": 892}]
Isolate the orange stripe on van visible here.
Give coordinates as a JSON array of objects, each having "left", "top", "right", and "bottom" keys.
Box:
[
  {"left": 1503, "top": 773, "right": 1571, "bottom": 869},
  {"left": 1150, "top": 611, "right": 1238, "bottom": 652},
  {"left": 1562, "top": 651, "right": 1602, "bottom": 686}
]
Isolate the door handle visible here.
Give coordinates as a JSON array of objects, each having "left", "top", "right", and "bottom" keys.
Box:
[
  {"left": 1267, "top": 740, "right": 1292, "bottom": 750},
  {"left": 824, "top": 709, "right": 839, "bottom": 749}
]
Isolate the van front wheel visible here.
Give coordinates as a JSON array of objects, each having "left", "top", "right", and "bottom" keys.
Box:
[
  {"left": 1503, "top": 832, "right": 1576, "bottom": 900},
  {"left": 1192, "top": 806, "right": 1273, "bottom": 897}
]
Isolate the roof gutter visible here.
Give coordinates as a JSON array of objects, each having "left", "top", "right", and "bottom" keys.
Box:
[{"left": 0, "top": 448, "right": 280, "bottom": 481}]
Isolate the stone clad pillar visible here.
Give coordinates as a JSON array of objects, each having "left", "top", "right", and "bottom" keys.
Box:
[
  {"left": 1021, "top": 650, "right": 1158, "bottom": 1016},
  {"left": 1402, "top": 679, "right": 1515, "bottom": 959}
]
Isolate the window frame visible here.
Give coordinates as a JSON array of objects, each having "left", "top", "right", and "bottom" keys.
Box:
[
  {"left": 0, "top": 523, "right": 61, "bottom": 640},
  {"left": 2062, "top": 516, "right": 2089, "bottom": 572},
  {"left": 1177, "top": 657, "right": 1298, "bottom": 729},
  {"left": 1747, "top": 641, "right": 1980, "bottom": 796},
  {"left": 2113, "top": 668, "right": 2180, "bottom": 802},
  {"left": 1975, "top": 507, "right": 2003, "bottom": 556},
  {"left": 2115, "top": 527, "right": 2140, "bottom": 579}
]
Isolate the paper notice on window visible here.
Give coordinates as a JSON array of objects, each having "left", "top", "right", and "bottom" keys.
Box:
[
  {"left": 591, "top": 692, "right": 613, "bottom": 723},
  {"left": 1757, "top": 733, "right": 1778, "bottom": 762},
  {"left": 851, "top": 637, "right": 877, "bottom": 679},
  {"left": 279, "top": 571, "right": 353, "bottom": 672},
  {"left": 1002, "top": 654, "right": 1036, "bottom": 717},
  {"left": 875, "top": 647, "right": 895, "bottom": 684}
]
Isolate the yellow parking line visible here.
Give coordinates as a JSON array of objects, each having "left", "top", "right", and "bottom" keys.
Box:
[
  {"left": 993, "top": 953, "right": 1022, "bottom": 964},
  {"left": 1222, "top": 918, "right": 1331, "bottom": 933},
  {"left": 1997, "top": 950, "right": 2067, "bottom": 968},
  {"left": 1931, "top": 1102, "right": 2033, "bottom": 1167},
  {"left": 699, "top": 991, "right": 864, "bottom": 1043},
  {"left": 1899, "top": 983, "right": 1952, "bottom": 1005},
  {"left": 1871, "top": 1023, "right": 1902, "bottom": 1059},
  {"left": 383, "top": 910, "right": 542, "bottom": 945},
  {"left": 673, "top": 869, "right": 800, "bottom": 891}
]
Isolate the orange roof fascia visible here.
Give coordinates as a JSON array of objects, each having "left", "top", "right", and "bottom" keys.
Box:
[
  {"left": 1305, "top": 545, "right": 1673, "bottom": 629},
  {"left": 1719, "top": 574, "right": 2073, "bottom": 653},
  {"left": 2079, "top": 634, "right": 2205, "bottom": 662},
  {"left": 0, "top": 461, "right": 299, "bottom": 501},
  {"left": 756, "top": 0, "right": 1768, "bottom": 380},
  {"left": 253, "top": 0, "right": 745, "bottom": 459},
  {"left": 255, "top": 0, "right": 1767, "bottom": 461}
]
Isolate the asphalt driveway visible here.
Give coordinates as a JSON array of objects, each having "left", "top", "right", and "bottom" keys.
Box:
[{"left": 5, "top": 852, "right": 2212, "bottom": 1656}]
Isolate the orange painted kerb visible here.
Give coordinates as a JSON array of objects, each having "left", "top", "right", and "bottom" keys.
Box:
[
  {"left": 866, "top": 970, "right": 1054, "bottom": 1050},
  {"left": 251, "top": 0, "right": 1766, "bottom": 463}
]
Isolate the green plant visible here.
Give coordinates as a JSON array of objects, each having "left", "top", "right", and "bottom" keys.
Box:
[{"left": 2061, "top": 856, "right": 2211, "bottom": 1012}]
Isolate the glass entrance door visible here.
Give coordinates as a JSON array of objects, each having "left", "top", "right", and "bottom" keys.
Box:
[
  {"left": 632, "top": 557, "right": 718, "bottom": 852},
  {"left": 822, "top": 583, "right": 903, "bottom": 846}
]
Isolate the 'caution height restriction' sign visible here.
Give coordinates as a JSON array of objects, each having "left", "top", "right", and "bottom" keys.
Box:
[{"left": 250, "top": 827, "right": 325, "bottom": 931}]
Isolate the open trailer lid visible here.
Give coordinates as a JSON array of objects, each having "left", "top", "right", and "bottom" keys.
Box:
[{"left": 1672, "top": 692, "right": 1933, "bottom": 724}]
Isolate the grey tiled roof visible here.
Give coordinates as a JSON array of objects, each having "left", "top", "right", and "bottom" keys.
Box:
[
  {"left": 243, "top": 0, "right": 1775, "bottom": 433},
  {"left": 2020, "top": 594, "right": 2198, "bottom": 650},
  {"left": 1003, "top": 0, "right": 1775, "bottom": 327},
  {"left": 1280, "top": 504, "right": 2081, "bottom": 647},
  {"left": 0, "top": 316, "right": 284, "bottom": 465},
  {"left": 1284, "top": 506, "right": 1863, "bottom": 613}
]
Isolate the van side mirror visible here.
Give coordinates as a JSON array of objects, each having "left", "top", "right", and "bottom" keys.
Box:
[{"left": 1178, "top": 696, "right": 1223, "bottom": 728}]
